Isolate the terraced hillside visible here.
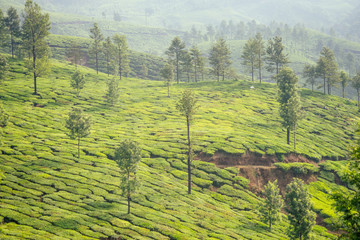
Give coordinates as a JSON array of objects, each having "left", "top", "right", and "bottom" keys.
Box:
[{"left": 0, "top": 58, "right": 357, "bottom": 239}]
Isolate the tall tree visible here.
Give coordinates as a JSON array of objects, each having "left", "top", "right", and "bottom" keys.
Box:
[
  {"left": 160, "top": 62, "right": 174, "bottom": 97},
  {"left": 4, "top": 7, "right": 21, "bottom": 58},
  {"left": 316, "top": 47, "right": 339, "bottom": 95},
  {"left": 65, "top": 108, "right": 91, "bottom": 159},
  {"left": 345, "top": 52, "right": 355, "bottom": 76},
  {"left": 102, "top": 37, "right": 115, "bottom": 76},
  {"left": 352, "top": 73, "right": 360, "bottom": 110},
  {"left": 113, "top": 34, "right": 130, "bottom": 80},
  {"left": 209, "top": 38, "right": 232, "bottom": 81},
  {"left": 0, "top": 10, "right": 8, "bottom": 46},
  {"left": 113, "top": 140, "right": 141, "bottom": 214},
  {"left": 285, "top": 178, "right": 316, "bottom": 240},
  {"left": 0, "top": 55, "right": 8, "bottom": 84},
  {"left": 266, "top": 36, "right": 289, "bottom": 75},
  {"left": 303, "top": 64, "right": 317, "bottom": 91},
  {"left": 254, "top": 33, "right": 265, "bottom": 83},
  {"left": 166, "top": 37, "right": 186, "bottom": 84},
  {"left": 339, "top": 70, "right": 350, "bottom": 98},
  {"left": 105, "top": 77, "right": 120, "bottom": 106},
  {"left": 176, "top": 89, "right": 198, "bottom": 194},
  {"left": 276, "top": 67, "right": 301, "bottom": 145},
  {"left": 22, "top": 0, "right": 51, "bottom": 95},
  {"left": 332, "top": 126, "right": 360, "bottom": 239},
  {"left": 241, "top": 37, "right": 257, "bottom": 82},
  {"left": 70, "top": 70, "right": 85, "bottom": 97},
  {"left": 259, "top": 180, "right": 283, "bottom": 230},
  {"left": 189, "top": 45, "right": 204, "bottom": 82},
  {"left": 89, "top": 23, "right": 103, "bottom": 75},
  {"left": 182, "top": 51, "right": 192, "bottom": 82}
]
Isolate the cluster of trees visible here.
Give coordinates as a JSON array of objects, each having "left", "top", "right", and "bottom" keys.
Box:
[
  {"left": 303, "top": 47, "right": 360, "bottom": 108},
  {"left": 242, "top": 34, "right": 288, "bottom": 82},
  {"left": 0, "top": 0, "right": 51, "bottom": 95},
  {"left": 260, "top": 179, "right": 316, "bottom": 239},
  {"left": 161, "top": 36, "right": 233, "bottom": 94}
]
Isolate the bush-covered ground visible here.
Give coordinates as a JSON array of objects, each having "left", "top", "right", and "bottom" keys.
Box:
[{"left": 0, "top": 58, "right": 357, "bottom": 239}]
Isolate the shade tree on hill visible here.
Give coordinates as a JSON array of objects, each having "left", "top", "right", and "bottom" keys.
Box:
[
  {"left": 166, "top": 36, "right": 186, "bottom": 84},
  {"left": 65, "top": 108, "right": 91, "bottom": 159},
  {"left": 332, "top": 127, "right": 360, "bottom": 239},
  {"left": 351, "top": 73, "right": 360, "bottom": 110},
  {"left": 209, "top": 38, "right": 232, "bottom": 81},
  {"left": 70, "top": 70, "right": 86, "bottom": 97},
  {"left": 22, "top": 0, "right": 51, "bottom": 95},
  {"left": 241, "top": 37, "right": 258, "bottom": 82},
  {"left": 103, "top": 36, "right": 115, "bottom": 76},
  {"left": 254, "top": 33, "right": 265, "bottom": 83},
  {"left": 189, "top": 45, "right": 205, "bottom": 82},
  {"left": 0, "top": 55, "right": 8, "bottom": 83},
  {"left": 302, "top": 64, "right": 317, "bottom": 92},
  {"left": 285, "top": 178, "right": 316, "bottom": 240},
  {"left": 113, "top": 140, "right": 141, "bottom": 214},
  {"left": 316, "top": 47, "right": 339, "bottom": 95},
  {"left": 276, "top": 67, "right": 301, "bottom": 145},
  {"left": 89, "top": 22, "right": 104, "bottom": 75},
  {"left": 160, "top": 62, "right": 174, "bottom": 97},
  {"left": 265, "top": 36, "right": 289, "bottom": 75},
  {"left": 176, "top": 89, "right": 198, "bottom": 194},
  {"left": 259, "top": 180, "right": 283, "bottom": 230},
  {"left": 4, "top": 7, "right": 21, "bottom": 58},
  {"left": 113, "top": 34, "right": 130, "bottom": 80},
  {"left": 339, "top": 70, "right": 350, "bottom": 98},
  {"left": 105, "top": 77, "right": 120, "bottom": 106}
]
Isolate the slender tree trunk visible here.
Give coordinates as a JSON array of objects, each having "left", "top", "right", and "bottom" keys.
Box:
[
  {"left": 78, "top": 136, "right": 80, "bottom": 159},
  {"left": 10, "top": 33, "right": 14, "bottom": 58},
  {"left": 222, "top": 70, "right": 225, "bottom": 81},
  {"left": 127, "top": 172, "right": 131, "bottom": 214},
  {"left": 194, "top": 63, "right": 198, "bottom": 82},
  {"left": 187, "top": 116, "right": 191, "bottom": 194},
  {"left": 251, "top": 63, "right": 254, "bottom": 82},
  {"left": 294, "top": 125, "right": 296, "bottom": 150},
  {"left": 287, "top": 127, "right": 290, "bottom": 145},
  {"left": 32, "top": 44, "right": 37, "bottom": 95},
  {"left": 323, "top": 76, "right": 326, "bottom": 94},
  {"left": 95, "top": 52, "right": 98, "bottom": 74},
  {"left": 342, "top": 86, "right": 345, "bottom": 98},
  {"left": 259, "top": 61, "right": 262, "bottom": 84},
  {"left": 176, "top": 55, "right": 179, "bottom": 84},
  {"left": 269, "top": 209, "right": 272, "bottom": 230}
]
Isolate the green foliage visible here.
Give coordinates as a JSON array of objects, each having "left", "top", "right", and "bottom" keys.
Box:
[
  {"left": 339, "top": 70, "right": 350, "bottom": 98},
  {"left": 113, "top": 140, "right": 141, "bottom": 214},
  {"left": 316, "top": 47, "right": 339, "bottom": 95},
  {"left": 265, "top": 36, "right": 289, "bottom": 75},
  {"left": 166, "top": 36, "right": 186, "bottom": 84},
  {"left": 89, "top": 22, "right": 104, "bottom": 74},
  {"left": 208, "top": 38, "right": 232, "bottom": 81},
  {"left": 113, "top": 34, "right": 130, "bottom": 79},
  {"left": 4, "top": 7, "right": 21, "bottom": 58},
  {"left": 259, "top": 180, "right": 283, "bottom": 230},
  {"left": 285, "top": 178, "right": 316, "bottom": 240},
  {"left": 22, "top": 0, "right": 51, "bottom": 95},
  {"left": 105, "top": 77, "right": 120, "bottom": 106},
  {"left": 274, "top": 162, "right": 319, "bottom": 175},
  {"left": 332, "top": 127, "right": 360, "bottom": 239},
  {"left": 65, "top": 108, "right": 91, "bottom": 159},
  {"left": 241, "top": 37, "right": 258, "bottom": 82},
  {"left": 160, "top": 62, "right": 174, "bottom": 97},
  {"left": 276, "top": 67, "right": 302, "bottom": 145},
  {"left": 303, "top": 64, "right": 317, "bottom": 91},
  {"left": 351, "top": 73, "right": 360, "bottom": 109},
  {"left": 0, "top": 54, "right": 8, "bottom": 83},
  {"left": 70, "top": 70, "right": 85, "bottom": 97},
  {"left": 189, "top": 45, "right": 205, "bottom": 83}
]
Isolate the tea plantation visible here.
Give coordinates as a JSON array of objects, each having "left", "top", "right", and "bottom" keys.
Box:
[{"left": 0, "top": 58, "right": 357, "bottom": 239}]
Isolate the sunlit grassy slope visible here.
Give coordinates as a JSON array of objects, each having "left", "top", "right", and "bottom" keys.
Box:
[{"left": 0, "top": 58, "right": 357, "bottom": 239}]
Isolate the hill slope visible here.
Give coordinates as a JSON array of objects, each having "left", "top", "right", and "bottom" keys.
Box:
[{"left": 0, "top": 59, "right": 357, "bottom": 239}]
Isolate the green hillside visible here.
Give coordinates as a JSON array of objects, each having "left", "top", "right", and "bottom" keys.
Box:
[{"left": 0, "top": 58, "right": 357, "bottom": 239}]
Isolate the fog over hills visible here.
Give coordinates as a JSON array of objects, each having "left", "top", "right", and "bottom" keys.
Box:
[{"left": 30, "top": 0, "right": 359, "bottom": 30}]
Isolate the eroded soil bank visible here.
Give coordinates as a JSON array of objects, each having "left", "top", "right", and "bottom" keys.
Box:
[{"left": 196, "top": 151, "right": 318, "bottom": 194}]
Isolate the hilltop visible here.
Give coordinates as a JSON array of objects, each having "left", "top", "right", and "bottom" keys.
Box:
[{"left": 0, "top": 58, "right": 357, "bottom": 239}]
